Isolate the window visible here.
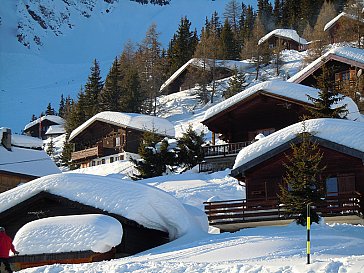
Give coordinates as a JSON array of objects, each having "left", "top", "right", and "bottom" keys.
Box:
[
  {"left": 326, "top": 177, "right": 338, "bottom": 196},
  {"left": 110, "top": 157, "right": 114, "bottom": 163},
  {"left": 92, "top": 161, "right": 96, "bottom": 167},
  {"left": 115, "top": 136, "right": 120, "bottom": 147},
  {"left": 101, "top": 159, "right": 105, "bottom": 164}
]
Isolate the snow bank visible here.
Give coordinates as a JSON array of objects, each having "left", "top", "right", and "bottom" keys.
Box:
[
  {"left": 13, "top": 214, "right": 122, "bottom": 255},
  {"left": 258, "top": 29, "right": 308, "bottom": 45},
  {"left": 69, "top": 111, "right": 175, "bottom": 141},
  {"left": 24, "top": 115, "right": 65, "bottom": 131},
  {"left": 233, "top": 118, "right": 364, "bottom": 169},
  {"left": 0, "top": 173, "right": 205, "bottom": 239},
  {"left": 203, "top": 80, "right": 362, "bottom": 122}
]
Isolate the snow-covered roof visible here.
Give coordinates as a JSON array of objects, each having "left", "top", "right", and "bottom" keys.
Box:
[
  {"left": 13, "top": 214, "right": 123, "bottom": 255},
  {"left": 24, "top": 115, "right": 65, "bottom": 131},
  {"left": 233, "top": 118, "right": 364, "bottom": 171},
  {"left": 0, "top": 173, "right": 205, "bottom": 239},
  {"left": 258, "top": 29, "right": 308, "bottom": 46},
  {"left": 11, "top": 134, "right": 43, "bottom": 149},
  {"left": 0, "top": 144, "right": 61, "bottom": 177},
  {"left": 160, "top": 58, "right": 254, "bottom": 92},
  {"left": 288, "top": 46, "right": 364, "bottom": 83},
  {"left": 202, "top": 80, "right": 363, "bottom": 123},
  {"left": 324, "top": 12, "right": 364, "bottom": 32},
  {"left": 69, "top": 111, "right": 175, "bottom": 142},
  {"left": 45, "top": 124, "right": 65, "bottom": 135}
]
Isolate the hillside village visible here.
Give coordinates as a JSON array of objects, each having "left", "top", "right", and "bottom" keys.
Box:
[{"left": 1, "top": 0, "right": 364, "bottom": 272}]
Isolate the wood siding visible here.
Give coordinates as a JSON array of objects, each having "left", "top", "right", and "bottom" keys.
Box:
[{"left": 0, "top": 172, "right": 36, "bottom": 193}]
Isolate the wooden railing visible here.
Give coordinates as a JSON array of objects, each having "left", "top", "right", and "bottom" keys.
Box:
[
  {"left": 202, "top": 141, "right": 252, "bottom": 158},
  {"left": 71, "top": 143, "right": 103, "bottom": 162},
  {"left": 204, "top": 192, "right": 362, "bottom": 226}
]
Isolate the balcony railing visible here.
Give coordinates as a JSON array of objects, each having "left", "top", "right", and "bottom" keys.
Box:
[
  {"left": 202, "top": 141, "right": 252, "bottom": 158},
  {"left": 71, "top": 144, "right": 103, "bottom": 162},
  {"left": 204, "top": 191, "right": 362, "bottom": 227}
]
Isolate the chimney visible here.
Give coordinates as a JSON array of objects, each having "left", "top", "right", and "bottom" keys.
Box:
[{"left": 1, "top": 128, "right": 11, "bottom": 151}]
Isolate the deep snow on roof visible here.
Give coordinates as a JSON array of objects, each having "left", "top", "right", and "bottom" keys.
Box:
[
  {"left": 288, "top": 46, "right": 364, "bottom": 83},
  {"left": 202, "top": 80, "right": 362, "bottom": 122},
  {"left": 233, "top": 118, "right": 364, "bottom": 170},
  {"left": 258, "top": 29, "right": 308, "bottom": 45},
  {"left": 69, "top": 111, "right": 175, "bottom": 141},
  {"left": 11, "top": 134, "right": 43, "bottom": 148},
  {"left": 45, "top": 124, "right": 65, "bottom": 135},
  {"left": 13, "top": 214, "right": 123, "bottom": 255},
  {"left": 24, "top": 115, "right": 65, "bottom": 131},
  {"left": 324, "top": 12, "right": 364, "bottom": 31},
  {"left": 0, "top": 173, "right": 207, "bottom": 239},
  {"left": 0, "top": 145, "right": 60, "bottom": 177}
]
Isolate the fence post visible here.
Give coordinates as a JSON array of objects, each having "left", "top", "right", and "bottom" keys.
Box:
[{"left": 307, "top": 204, "right": 311, "bottom": 264}]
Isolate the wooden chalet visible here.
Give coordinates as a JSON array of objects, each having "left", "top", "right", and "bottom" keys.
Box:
[
  {"left": 69, "top": 111, "right": 175, "bottom": 168},
  {"left": 200, "top": 81, "right": 360, "bottom": 172},
  {"left": 160, "top": 58, "right": 253, "bottom": 95},
  {"left": 0, "top": 172, "right": 177, "bottom": 269},
  {"left": 23, "top": 115, "right": 65, "bottom": 140},
  {"left": 204, "top": 119, "right": 364, "bottom": 232},
  {"left": 324, "top": 12, "right": 364, "bottom": 44},
  {"left": 288, "top": 46, "right": 364, "bottom": 109},
  {"left": 0, "top": 128, "right": 60, "bottom": 193},
  {"left": 258, "top": 29, "right": 308, "bottom": 51}
]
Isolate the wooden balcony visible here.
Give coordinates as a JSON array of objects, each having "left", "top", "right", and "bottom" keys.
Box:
[
  {"left": 204, "top": 192, "right": 363, "bottom": 231},
  {"left": 199, "top": 141, "right": 252, "bottom": 172},
  {"left": 71, "top": 144, "right": 103, "bottom": 162}
]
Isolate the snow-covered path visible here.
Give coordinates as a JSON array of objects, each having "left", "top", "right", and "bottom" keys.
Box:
[{"left": 18, "top": 223, "right": 364, "bottom": 273}]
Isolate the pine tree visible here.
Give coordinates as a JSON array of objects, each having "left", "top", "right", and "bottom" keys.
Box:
[
  {"left": 220, "top": 18, "right": 239, "bottom": 60},
  {"left": 99, "top": 57, "right": 121, "bottom": 112},
  {"left": 343, "top": 0, "right": 364, "bottom": 47},
  {"left": 167, "top": 17, "right": 198, "bottom": 76},
  {"left": 132, "top": 131, "right": 176, "bottom": 179},
  {"left": 223, "top": 67, "right": 249, "bottom": 99},
  {"left": 84, "top": 59, "right": 104, "bottom": 119},
  {"left": 46, "top": 138, "right": 55, "bottom": 156},
  {"left": 60, "top": 134, "right": 77, "bottom": 170},
  {"left": 30, "top": 114, "right": 37, "bottom": 122},
  {"left": 306, "top": 65, "right": 348, "bottom": 119},
  {"left": 45, "top": 102, "right": 55, "bottom": 116},
  {"left": 278, "top": 128, "right": 326, "bottom": 226},
  {"left": 58, "top": 94, "right": 65, "bottom": 118},
  {"left": 119, "top": 66, "right": 143, "bottom": 113},
  {"left": 177, "top": 125, "right": 205, "bottom": 171}
]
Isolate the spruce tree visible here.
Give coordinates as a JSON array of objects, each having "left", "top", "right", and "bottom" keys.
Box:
[
  {"left": 119, "top": 66, "right": 143, "bottom": 113},
  {"left": 224, "top": 67, "right": 249, "bottom": 99},
  {"left": 58, "top": 94, "right": 65, "bottom": 118},
  {"left": 177, "top": 125, "right": 205, "bottom": 171},
  {"left": 84, "top": 59, "right": 104, "bottom": 119},
  {"left": 46, "top": 138, "right": 55, "bottom": 156},
  {"left": 99, "top": 57, "right": 121, "bottom": 112},
  {"left": 307, "top": 65, "right": 348, "bottom": 119},
  {"left": 45, "top": 102, "right": 55, "bottom": 116},
  {"left": 278, "top": 128, "right": 326, "bottom": 226},
  {"left": 220, "top": 18, "right": 239, "bottom": 60}
]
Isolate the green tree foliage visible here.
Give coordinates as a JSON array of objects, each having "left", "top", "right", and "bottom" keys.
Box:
[
  {"left": 132, "top": 131, "right": 176, "bottom": 179},
  {"left": 30, "top": 114, "right": 37, "bottom": 122},
  {"left": 84, "top": 59, "right": 104, "bottom": 119},
  {"left": 220, "top": 18, "right": 239, "bottom": 60},
  {"left": 223, "top": 67, "right": 248, "bottom": 99},
  {"left": 278, "top": 129, "right": 326, "bottom": 226},
  {"left": 99, "top": 57, "right": 122, "bottom": 112},
  {"left": 60, "top": 134, "right": 77, "bottom": 170},
  {"left": 177, "top": 125, "right": 205, "bottom": 170},
  {"left": 46, "top": 138, "right": 55, "bottom": 156},
  {"left": 45, "top": 102, "right": 55, "bottom": 116},
  {"left": 167, "top": 16, "right": 198, "bottom": 76},
  {"left": 307, "top": 65, "right": 348, "bottom": 119},
  {"left": 119, "top": 65, "right": 143, "bottom": 113},
  {"left": 58, "top": 94, "right": 65, "bottom": 118}
]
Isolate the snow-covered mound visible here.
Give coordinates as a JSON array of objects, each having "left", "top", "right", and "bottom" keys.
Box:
[
  {"left": 233, "top": 118, "right": 364, "bottom": 169},
  {"left": 13, "top": 214, "right": 123, "bottom": 255},
  {"left": 0, "top": 173, "right": 207, "bottom": 239}
]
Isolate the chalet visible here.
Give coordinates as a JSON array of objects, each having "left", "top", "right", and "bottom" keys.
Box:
[
  {"left": 200, "top": 80, "right": 361, "bottom": 172},
  {"left": 204, "top": 119, "right": 364, "bottom": 231},
  {"left": 0, "top": 128, "right": 60, "bottom": 193},
  {"left": 288, "top": 46, "right": 364, "bottom": 108},
  {"left": 44, "top": 124, "right": 65, "bottom": 139},
  {"left": 69, "top": 111, "right": 175, "bottom": 168},
  {"left": 324, "top": 12, "right": 364, "bottom": 44},
  {"left": 160, "top": 58, "right": 254, "bottom": 95},
  {"left": 258, "top": 29, "right": 308, "bottom": 51},
  {"left": 0, "top": 172, "right": 191, "bottom": 268},
  {"left": 24, "top": 115, "right": 65, "bottom": 140}
]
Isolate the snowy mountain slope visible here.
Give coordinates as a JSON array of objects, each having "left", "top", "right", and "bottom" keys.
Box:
[{"left": 0, "top": 0, "right": 257, "bottom": 133}]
